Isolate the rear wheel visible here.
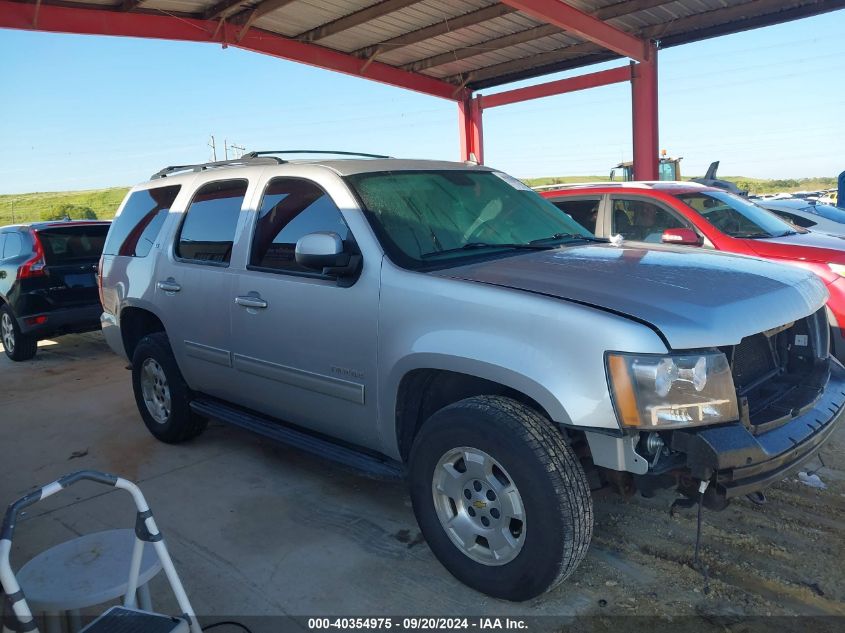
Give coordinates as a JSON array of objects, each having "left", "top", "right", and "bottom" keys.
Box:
[
  {"left": 408, "top": 396, "right": 592, "bottom": 601},
  {"left": 1, "top": 306, "right": 38, "bottom": 362},
  {"left": 132, "top": 332, "right": 206, "bottom": 443}
]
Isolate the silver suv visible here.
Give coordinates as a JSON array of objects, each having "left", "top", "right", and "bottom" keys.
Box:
[{"left": 100, "top": 152, "right": 845, "bottom": 601}]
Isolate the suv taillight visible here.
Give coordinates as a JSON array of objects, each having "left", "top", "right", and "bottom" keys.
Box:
[
  {"left": 19, "top": 230, "right": 47, "bottom": 278},
  {"left": 97, "top": 256, "right": 105, "bottom": 306}
]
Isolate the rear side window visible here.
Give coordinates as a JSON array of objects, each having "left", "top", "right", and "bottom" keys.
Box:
[
  {"left": 3, "top": 233, "right": 23, "bottom": 258},
  {"left": 104, "top": 185, "right": 180, "bottom": 257},
  {"left": 37, "top": 225, "right": 109, "bottom": 264},
  {"left": 176, "top": 180, "right": 248, "bottom": 265},
  {"left": 549, "top": 198, "right": 600, "bottom": 233},
  {"left": 250, "top": 178, "right": 350, "bottom": 275}
]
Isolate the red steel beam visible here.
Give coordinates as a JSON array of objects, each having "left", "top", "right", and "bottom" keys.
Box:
[
  {"left": 480, "top": 64, "right": 631, "bottom": 109},
  {"left": 458, "top": 96, "right": 484, "bottom": 164},
  {"left": 0, "top": 0, "right": 463, "bottom": 101},
  {"left": 501, "top": 0, "right": 649, "bottom": 62},
  {"left": 631, "top": 45, "right": 659, "bottom": 180}
]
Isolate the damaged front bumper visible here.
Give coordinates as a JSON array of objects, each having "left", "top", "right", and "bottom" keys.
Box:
[{"left": 671, "top": 360, "right": 845, "bottom": 499}]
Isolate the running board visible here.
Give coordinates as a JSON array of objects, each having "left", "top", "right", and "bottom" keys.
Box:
[{"left": 190, "top": 398, "right": 404, "bottom": 480}]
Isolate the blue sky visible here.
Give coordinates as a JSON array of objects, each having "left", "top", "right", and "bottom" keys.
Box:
[{"left": 1, "top": 9, "right": 843, "bottom": 193}]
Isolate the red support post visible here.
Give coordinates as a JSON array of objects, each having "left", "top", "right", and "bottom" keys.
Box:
[
  {"left": 631, "top": 44, "right": 659, "bottom": 181},
  {"left": 459, "top": 95, "right": 484, "bottom": 163}
]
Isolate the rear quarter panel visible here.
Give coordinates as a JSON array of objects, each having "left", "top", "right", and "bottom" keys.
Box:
[{"left": 100, "top": 178, "right": 199, "bottom": 358}]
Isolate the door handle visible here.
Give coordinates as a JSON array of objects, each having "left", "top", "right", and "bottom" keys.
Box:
[
  {"left": 157, "top": 280, "right": 182, "bottom": 293},
  {"left": 234, "top": 295, "right": 268, "bottom": 309}
]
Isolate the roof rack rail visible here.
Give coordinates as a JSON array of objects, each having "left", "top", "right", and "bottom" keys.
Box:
[
  {"left": 243, "top": 150, "right": 393, "bottom": 160},
  {"left": 150, "top": 156, "right": 284, "bottom": 180},
  {"left": 532, "top": 182, "right": 653, "bottom": 191}
]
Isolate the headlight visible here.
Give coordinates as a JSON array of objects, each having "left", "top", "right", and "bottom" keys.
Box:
[
  {"left": 828, "top": 263, "right": 845, "bottom": 277},
  {"left": 606, "top": 352, "right": 738, "bottom": 428}
]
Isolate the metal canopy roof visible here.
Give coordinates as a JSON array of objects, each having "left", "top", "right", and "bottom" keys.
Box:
[{"left": 2, "top": 0, "right": 843, "bottom": 95}]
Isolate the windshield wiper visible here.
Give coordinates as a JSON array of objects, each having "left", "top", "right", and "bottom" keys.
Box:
[
  {"left": 776, "top": 230, "right": 799, "bottom": 237},
  {"left": 529, "top": 232, "right": 609, "bottom": 245},
  {"left": 731, "top": 232, "right": 772, "bottom": 239},
  {"left": 421, "top": 242, "right": 556, "bottom": 258}
]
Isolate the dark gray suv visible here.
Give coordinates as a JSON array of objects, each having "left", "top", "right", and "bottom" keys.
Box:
[{"left": 0, "top": 221, "right": 108, "bottom": 360}]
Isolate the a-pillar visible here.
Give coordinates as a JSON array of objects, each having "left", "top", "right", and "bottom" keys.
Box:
[
  {"left": 631, "top": 42, "right": 659, "bottom": 180},
  {"left": 458, "top": 95, "right": 484, "bottom": 164}
]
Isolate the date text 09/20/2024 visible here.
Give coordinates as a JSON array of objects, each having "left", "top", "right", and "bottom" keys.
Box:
[{"left": 307, "top": 618, "right": 528, "bottom": 630}]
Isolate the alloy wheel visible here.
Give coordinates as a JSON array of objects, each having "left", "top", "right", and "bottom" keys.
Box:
[
  {"left": 1, "top": 313, "right": 15, "bottom": 353},
  {"left": 140, "top": 358, "right": 171, "bottom": 424},
  {"left": 431, "top": 446, "right": 526, "bottom": 566}
]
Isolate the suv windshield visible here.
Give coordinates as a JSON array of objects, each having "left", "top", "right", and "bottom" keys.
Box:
[
  {"left": 675, "top": 191, "right": 798, "bottom": 238},
  {"left": 346, "top": 170, "right": 594, "bottom": 269}
]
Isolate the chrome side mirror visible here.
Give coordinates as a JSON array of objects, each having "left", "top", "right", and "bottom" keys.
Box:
[{"left": 295, "top": 232, "right": 347, "bottom": 270}]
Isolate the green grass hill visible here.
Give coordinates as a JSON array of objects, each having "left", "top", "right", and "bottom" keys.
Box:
[{"left": 0, "top": 187, "right": 129, "bottom": 225}]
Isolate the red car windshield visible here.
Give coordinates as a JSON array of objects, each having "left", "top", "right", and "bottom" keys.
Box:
[{"left": 675, "top": 191, "right": 799, "bottom": 239}]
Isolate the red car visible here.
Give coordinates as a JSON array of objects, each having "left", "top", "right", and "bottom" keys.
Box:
[{"left": 541, "top": 182, "right": 845, "bottom": 361}]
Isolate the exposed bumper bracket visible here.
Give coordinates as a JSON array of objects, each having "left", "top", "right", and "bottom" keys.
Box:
[
  {"left": 672, "top": 360, "right": 845, "bottom": 498},
  {"left": 584, "top": 431, "right": 648, "bottom": 475}
]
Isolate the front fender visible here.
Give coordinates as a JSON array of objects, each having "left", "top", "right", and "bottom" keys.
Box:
[
  {"left": 377, "top": 264, "right": 669, "bottom": 459},
  {"left": 387, "top": 347, "right": 571, "bottom": 428}
]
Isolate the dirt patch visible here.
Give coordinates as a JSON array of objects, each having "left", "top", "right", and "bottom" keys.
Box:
[{"left": 561, "top": 435, "right": 845, "bottom": 617}]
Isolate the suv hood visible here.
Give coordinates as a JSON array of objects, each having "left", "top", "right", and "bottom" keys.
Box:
[{"left": 432, "top": 244, "right": 828, "bottom": 349}]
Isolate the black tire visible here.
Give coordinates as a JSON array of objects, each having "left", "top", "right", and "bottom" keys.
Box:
[
  {"left": 408, "top": 395, "right": 592, "bottom": 601},
  {"left": 131, "top": 332, "right": 207, "bottom": 443},
  {"left": 1, "top": 305, "right": 38, "bottom": 362}
]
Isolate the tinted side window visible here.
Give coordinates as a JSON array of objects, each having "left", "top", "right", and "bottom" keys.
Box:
[
  {"left": 611, "top": 198, "right": 686, "bottom": 242},
  {"left": 104, "top": 186, "right": 180, "bottom": 257},
  {"left": 3, "top": 233, "right": 23, "bottom": 258},
  {"left": 177, "top": 180, "right": 248, "bottom": 265},
  {"left": 250, "top": 178, "right": 350, "bottom": 274},
  {"left": 550, "top": 198, "right": 600, "bottom": 233}
]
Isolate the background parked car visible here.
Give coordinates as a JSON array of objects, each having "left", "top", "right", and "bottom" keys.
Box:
[
  {"left": 817, "top": 190, "right": 838, "bottom": 206},
  {"left": 542, "top": 182, "right": 845, "bottom": 361},
  {"left": 754, "top": 198, "right": 845, "bottom": 236},
  {"left": 0, "top": 220, "right": 109, "bottom": 360}
]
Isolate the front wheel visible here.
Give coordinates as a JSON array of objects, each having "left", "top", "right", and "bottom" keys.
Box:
[
  {"left": 408, "top": 396, "right": 592, "bottom": 601},
  {"left": 131, "top": 333, "right": 207, "bottom": 443}
]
